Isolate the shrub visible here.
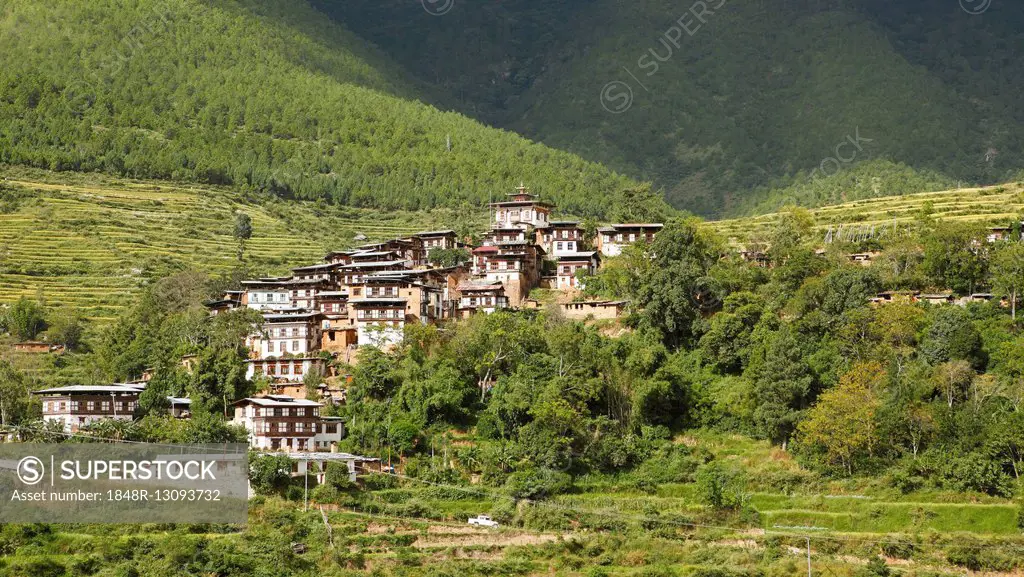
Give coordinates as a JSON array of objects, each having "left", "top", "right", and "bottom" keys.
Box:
[
  {"left": 505, "top": 468, "right": 573, "bottom": 500},
  {"left": 857, "top": 556, "right": 891, "bottom": 577},
  {"left": 694, "top": 461, "right": 748, "bottom": 511},
  {"left": 361, "top": 473, "right": 399, "bottom": 491},
  {"left": 310, "top": 484, "right": 340, "bottom": 504}
]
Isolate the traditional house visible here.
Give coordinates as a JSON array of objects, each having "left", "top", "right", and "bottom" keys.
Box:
[
  {"left": 871, "top": 291, "right": 920, "bottom": 306},
  {"left": 314, "top": 417, "right": 345, "bottom": 451},
  {"left": 414, "top": 230, "right": 459, "bottom": 252},
  {"left": 252, "top": 311, "right": 324, "bottom": 359},
  {"left": 168, "top": 397, "right": 192, "bottom": 419},
  {"left": 479, "top": 243, "right": 544, "bottom": 305},
  {"left": 230, "top": 396, "right": 338, "bottom": 452},
  {"left": 349, "top": 272, "right": 444, "bottom": 324},
  {"left": 920, "top": 293, "right": 955, "bottom": 305},
  {"left": 536, "top": 221, "right": 586, "bottom": 258},
  {"left": 337, "top": 259, "right": 410, "bottom": 287},
  {"left": 291, "top": 262, "right": 339, "bottom": 283},
  {"left": 456, "top": 281, "right": 509, "bottom": 317},
  {"left": 847, "top": 252, "right": 880, "bottom": 266},
  {"left": 12, "top": 342, "right": 64, "bottom": 354},
  {"left": 559, "top": 300, "right": 628, "bottom": 320},
  {"left": 738, "top": 250, "right": 771, "bottom": 268},
  {"left": 349, "top": 297, "right": 407, "bottom": 348},
  {"left": 289, "top": 452, "right": 381, "bottom": 484},
  {"left": 241, "top": 278, "right": 293, "bottom": 311},
  {"left": 556, "top": 252, "right": 600, "bottom": 290},
  {"left": 204, "top": 290, "right": 243, "bottom": 315},
  {"left": 596, "top": 224, "right": 664, "bottom": 257},
  {"left": 34, "top": 384, "right": 142, "bottom": 432},
  {"left": 489, "top": 184, "right": 553, "bottom": 230},
  {"left": 245, "top": 356, "right": 328, "bottom": 382},
  {"left": 317, "top": 290, "right": 357, "bottom": 354}
]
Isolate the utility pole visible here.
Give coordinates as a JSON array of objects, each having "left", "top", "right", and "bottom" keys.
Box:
[{"left": 806, "top": 536, "right": 812, "bottom": 577}]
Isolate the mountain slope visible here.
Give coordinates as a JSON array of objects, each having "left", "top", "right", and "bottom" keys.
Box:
[
  {"left": 506, "top": 0, "right": 1019, "bottom": 216},
  {"left": 325, "top": 0, "right": 1024, "bottom": 217},
  {"left": 0, "top": 0, "right": 635, "bottom": 217}
]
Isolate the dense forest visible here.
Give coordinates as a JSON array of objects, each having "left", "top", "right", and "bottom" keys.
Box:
[
  {"left": 325, "top": 0, "right": 1024, "bottom": 216},
  {"left": 0, "top": 0, "right": 636, "bottom": 218},
  {"left": 4, "top": 0, "right": 1024, "bottom": 218}
]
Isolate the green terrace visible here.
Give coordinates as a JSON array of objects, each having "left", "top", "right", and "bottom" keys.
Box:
[{"left": 0, "top": 168, "right": 476, "bottom": 321}]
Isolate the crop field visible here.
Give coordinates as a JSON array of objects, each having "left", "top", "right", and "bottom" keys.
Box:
[
  {"left": 0, "top": 168, "right": 477, "bottom": 322},
  {"left": 711, "top": 182, "right": 1024, "bottom": 243}
]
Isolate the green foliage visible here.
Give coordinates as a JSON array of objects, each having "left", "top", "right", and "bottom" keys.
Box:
[
  {"left": 504, "top": 468, "right": 573, "bottom": 500},
  {"left": 249, "top": 453, "right": 293, "bottom": 496},
  {"left": 427, "top": 247, "right": 470, "bottom": 268},
  {"left": 694, "top": 461, "right": 747, "bottom": 511},
  {"left": 922, "top": 223, "right": 988, "bottom": 294},
  {"left": 6, "top": 297, "right": 46, "bottom": 340},
  {"left": 920, "top": 307, "right": 983, "bottom": 368}
]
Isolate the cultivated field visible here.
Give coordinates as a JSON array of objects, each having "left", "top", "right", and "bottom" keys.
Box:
[
  {"left": 711, "top": 182, "right": 1024, "bottom": 243},
  {"left": 3, "top": 167, "right": 1023, "bottom": 322},
  {"left": 0, "top": 168, "right": 475, "bottom": 322}
]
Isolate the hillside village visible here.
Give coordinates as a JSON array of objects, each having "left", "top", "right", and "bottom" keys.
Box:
[
  {"left": 30, "top": 185, "right": 664, "bottom": 452},
  {"left": 26, "top": 183, "right": 1024, "bottom": 456}
]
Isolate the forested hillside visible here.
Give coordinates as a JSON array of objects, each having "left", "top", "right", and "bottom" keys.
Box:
[
  {"left": 0, "top": 0, "right": 635, "bottom": 217},
  {"left": 327, "top": 0, "right": 1024, "bottom": 216}
]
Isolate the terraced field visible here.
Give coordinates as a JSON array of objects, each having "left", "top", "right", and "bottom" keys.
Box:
[
  {"left": 3, "top": 167, "right": 1023, "bottom": 322},
  {"left": 0, "top": 168, "right": 475, "bottom": 321},
  {"left": 711, "top": 182, "right": 1024, "bottom": 243}
]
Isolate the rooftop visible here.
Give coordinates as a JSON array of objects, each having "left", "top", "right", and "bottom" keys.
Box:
[
  {"left": 33, "top": 384, "right": 144, "bottom": 395},
  {"left": 597, "top": 223, "right": 665, "bottom": 232},
  {"left": 338, "top": 259, "right": 410, "bottom": 270},
  {"left": 233, "top": 396, "right": 322, "bottom": 408}
]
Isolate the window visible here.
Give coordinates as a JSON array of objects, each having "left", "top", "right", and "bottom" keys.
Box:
[
  {"left": 295, "top": 422, "right": 305, "bottom": 433},
  {"left": 294, "top": 363, "right": 303, "bottom": 376},
  {"left": 87, "top": 401, "right": 95, "bottom": 411},
  {"left": 101, "top": 401, "right": 110, "bottom": 411},
  {"left": 262, "top": 422, "right": 270, "bottom": 433},
  {"left": 71, "top": 401, "right": 79, "bottom": 411},
  {"left": 297, "top": 408, "right": 305, "bottom": 417},
  {"left": 282, "top": 364, "right": 290, "bottom": 375},
  {"left": 279, "top": 341, "right": 286, "bottom": 353},
  {"left": 556, "top": 242, "right": 563, "bottom": 250},
  {"left": 282, "top": 408, "right": 290, "bottom": 417},
  {"left": 292, "top": 340, "right": 299, "bottom": 351}
]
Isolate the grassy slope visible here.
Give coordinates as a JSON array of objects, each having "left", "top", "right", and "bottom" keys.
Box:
[
  {"left": 0, "top": 167, "right": 482, "bottom": 322},
  {"left": 0, "top": 0, "right": 634, "bottom": 217}
]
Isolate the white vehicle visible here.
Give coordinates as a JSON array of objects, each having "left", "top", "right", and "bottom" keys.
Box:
[{"left": 468, "top": 514, "right": 499, "bottom": 528}]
